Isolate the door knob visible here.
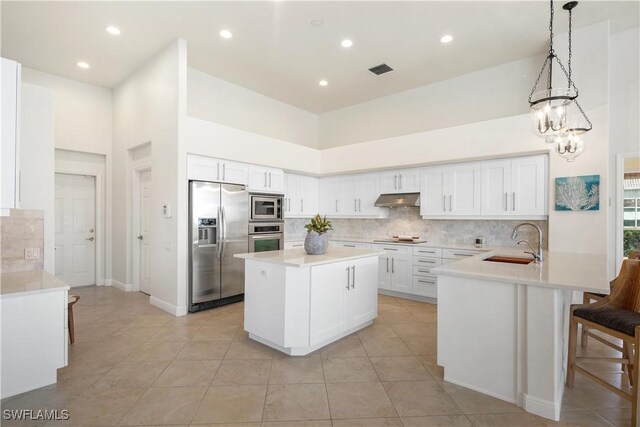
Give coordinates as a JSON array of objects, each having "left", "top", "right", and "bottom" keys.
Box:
[
  {"left": 137, "top": 235, "right": 143, "bottom": 240},
  {"left": 86, "top": 236, "right": 95, "bottom": 241},
  {"left": 89, "top": 228, "right": 94, "bottom": 233}
]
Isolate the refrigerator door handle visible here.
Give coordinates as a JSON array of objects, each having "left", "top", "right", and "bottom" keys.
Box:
[{"left": 220, "top": 206, "right": 226, "bottom": 257}]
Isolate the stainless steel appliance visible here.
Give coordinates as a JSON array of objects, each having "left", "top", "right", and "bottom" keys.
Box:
[
  {"left": 374, "top": 193, "right": 420, "bottom": 208},
  {"left": 189, "top": 181, "right": 248, "bottom": 312},
  {"left": 250, "top": 193, "right": 283, "bottom": 221},
  {"left": 248, "top": 222, "right": 284, "bottom": 253}
]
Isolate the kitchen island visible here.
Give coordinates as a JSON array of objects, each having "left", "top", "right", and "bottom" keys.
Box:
[
  {"left": 432, "top": 249, "right": 609, "bottom": 421},
  {"left": 235, "top": 247, "right": 383, "bottom": 355}
]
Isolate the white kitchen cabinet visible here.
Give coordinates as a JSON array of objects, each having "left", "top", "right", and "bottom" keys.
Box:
[
  {"left": 1, "top": 58, "right": 21, "bottom": 210},
  {"left": 187, "top": 155, "right": 248, "bottom": 185},
  {"left": 420, "top": 163, "right": 480, "bottom": 217},
  {"left": 413, "top": 275, "right": 438, "bottom": 298},
  {"left": 248, "top": 165, "right": 284, "bottom": 193},
  {"left": 374, "top": 244, "right": 412, "bottom": 293},
  {"left": 284, "top": 173, "right": 318, "bottom": 218},
  {"left": 481, "top": 155, "right": 547, "bottom": 217},
  {"left": 357, "top": 173, "right": 387, "bottom": 217},
  {"left": 380, "top": 168, "right": 421, "bottom": 194},
  {"left": 319, "top": 174, "right": 387, "bottom": 219}
]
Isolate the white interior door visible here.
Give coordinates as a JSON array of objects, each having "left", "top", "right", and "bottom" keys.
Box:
[
  {"left": 138, "top": 170, "right": 152, "bottom": 295},
  {"left": 54, "top": 173, "right": 95, "bottom": 287}
]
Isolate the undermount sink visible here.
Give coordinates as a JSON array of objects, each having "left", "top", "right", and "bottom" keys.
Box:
[{"left": 483, "top": 255, "right": 534, "bottom": 265}]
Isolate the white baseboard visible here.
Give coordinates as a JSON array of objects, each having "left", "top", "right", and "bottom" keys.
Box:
[
  {"left": 443, "top": 376, "right": 517, "bottom": 405},
  {"left": 150, "top": 296, "right": 187, "bottom": 317},
  {"left": 106, "top": 279, "right": 133, "bottom": 292},
  {"left": 524, "top": 393, "right": 561, "bottom": 422}
]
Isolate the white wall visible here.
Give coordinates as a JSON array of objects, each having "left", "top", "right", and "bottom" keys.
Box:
[
  {"left": 113, "top": 40, "right": 186, "bottom": 315},
  {"left": 20, "top": 83, "right": 54, "bottom": 273},
  {"left": 187, "top": 67, "right": 318, "bottom": 148}
]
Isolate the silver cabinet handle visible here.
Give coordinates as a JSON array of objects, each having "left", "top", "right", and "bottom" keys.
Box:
[
  {"left": 343, "top": 244, "right": 356, "bottom": 247},
  {"left": 86, "top": 236, "right": 95, "bottom": 241},
  {"left": 512, "top": 192, "right": 516, "bottom": 211},
  {"left": 223, "top": 163, "right": 226, "bottom": 181},
  {"left": 359, "top": 199, "right": 362, "bottom": 212},
  {"left": 394, "top": 174, "right": 398, "bottom": 190},
  {"left": 418, "top": 269, "right": 430, "bottom": 273},
  {"left": 383, "top": 247, "right": 398, "bottom": 251},
  {"left": 399, "top": 174, "right": 403, "bottom": 189},
  {"left": 418, "top": 259, "right": 436, "bottom": 264},
  {"left": 443, "top": 195, "right": 446, "bottom": 211},
  {"left": 351, "top": 265, "right": 355, "bottom": 288},
  {"left": 336, "top": 199, "right": 338, "bottom": 212},
  {"left": 217, "top": 163, "right": 220, "bottom": 181},
  {"left": 346, "top": 267, "right": 350, "bottom": 290},
  {"left": 386, "top": 257, "right": 389, "bottom": 273},
  {"left": 449, "top": 195, "right": 452, "bottom": 211},
  {"left": 453, "top": 253, "right": 473, "bottom": 257},
  {"left": 354, "top": 198, "right": 357, "bottom": 212},
  {"left": 504, "top": 192, "right": 508, "bottom": 211},
  {"left": 264, "top": 172, "right": 267, "bottom": 187},
  {"left": 417, "top": 250, "right": 436, "bottom": 254},
  {"left": 301, "top": 199, "right": 303, "bottom": 212},
  {"left": 392, "top": 258, "right": 395, "bottom": 273},
  {"left": 269, "top": 172, "right": 272, "bottom": 188},
  {"left": 418, "top": 279, "right": 436, "bottom": 284}
]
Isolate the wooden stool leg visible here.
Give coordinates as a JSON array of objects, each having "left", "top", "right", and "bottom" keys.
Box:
[
  {"left": 581, "top": 293, "right": 590, "bottom": 349},
  {"left": 633, "top": 327, "right": 640, "bottom": 427},
  {"left": 567, "top": 313, "right": 578, "bottom": 388},
  {"left": 625, "top": 341, "right": 634, "bottom": 387},
  {"left": 68, "top": 305, "right": 75, "bottom": 344}
]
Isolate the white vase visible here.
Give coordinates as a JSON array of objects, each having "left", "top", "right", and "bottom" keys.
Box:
[{"left": 304, "top": 231, "right": 329, "bottom": 255}]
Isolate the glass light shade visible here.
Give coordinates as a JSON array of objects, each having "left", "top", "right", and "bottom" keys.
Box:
[
  {"left": 555, "top": 130, "right": 585, "bottom": 162},
  {"left": 530, "top": 88, "right": 574, "bottom": 142}
]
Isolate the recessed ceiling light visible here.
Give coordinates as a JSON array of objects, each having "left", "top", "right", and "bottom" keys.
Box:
[
  {"left": 220, "top": 30, "right": 233, "bottom": 39},
  {"left": 341, "top": 39, "right": 353, "bottom": 48},
  {"left": 440, "top": 34, "right": 453, "bottom": 43},
  {"left": 319, "top": 80, "right": 328, "bottom": 87},
  {"left": 77, "top": 61, "right": 90, "bottom": 69},
  {"left": 310, "top": 19, "right": 324, "bottom": 27},
  {"left": 105, "top": 26, "right": 121, "bottom": 36}
]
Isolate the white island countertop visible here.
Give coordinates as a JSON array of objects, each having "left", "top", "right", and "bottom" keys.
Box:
[
  {"left": 235, "top": 247, "right": 384, "bottom": 267},
  {"left": 1, "top": 270, "right": 70, "bottom": 297},
  {"left": 432, "top": 247, "right": 609, "bottom": 294}
]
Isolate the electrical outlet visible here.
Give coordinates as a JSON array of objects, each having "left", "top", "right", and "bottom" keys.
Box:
[{"left": 24, "top": 248, "right": 41, "bottom": 260}]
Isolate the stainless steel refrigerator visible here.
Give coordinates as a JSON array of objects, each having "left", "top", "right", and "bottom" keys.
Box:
[{"left": 189, "top": 181, "right": 248, "bottom": 312}]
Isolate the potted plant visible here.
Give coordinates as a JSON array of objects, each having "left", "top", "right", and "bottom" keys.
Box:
[{"left": 304, "top": 214, "right": 332, "bottom": 255}]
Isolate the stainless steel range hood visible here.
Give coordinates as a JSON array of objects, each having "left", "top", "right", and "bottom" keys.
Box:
[{"left": 374, "top": 193, "right": 420, "bottom": 208}]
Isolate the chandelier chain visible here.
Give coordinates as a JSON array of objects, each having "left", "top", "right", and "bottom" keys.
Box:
[
  {"left": 568, "top": 7, "right": 573, "bottom": 86},
  {"left": 549, "top": 0, "right": 555, "bottom": 56}
]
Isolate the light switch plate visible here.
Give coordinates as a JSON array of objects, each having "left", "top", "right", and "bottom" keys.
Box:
[{"left": 25, "top": 248, "right": 41, "bottom": 260}]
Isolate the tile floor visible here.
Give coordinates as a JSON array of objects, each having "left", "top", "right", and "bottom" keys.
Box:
[{"left": 0, "top": 286, "right": 634, "bottom": 426}]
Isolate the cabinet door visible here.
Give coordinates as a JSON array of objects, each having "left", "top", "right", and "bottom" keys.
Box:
[
  {"left": 248, "top": 165, "right": 269, "bottom": 192},
  {"left": 420, "top": 166, "right": 448, "bottom": 216},
  {"left": 300, "top": 175, "right": 318, "bottom": 217},
  {"left": 377, "top": 254, "right": 391, "bottom": 290},
  {"left": 187, "top": 155, "right": 220, "bottom": 182},
  {"left": 448, "top": 163, "right": 481, "bottom": 215},
  {"left": 380, "top": 171, "right": 401, "bottom": 194},
  {"left": 337, "top": 175, "right": 358, "bottom": 216},
  {"left": 511, "top": 156, "right": 547, "bottom": 216},
  {"left": 390, "top": 254, "right": 412, "bottom": 293},
  {"left": 267, "top": 169, "right": 285, "bottom": 193},
  {"left": 221, "top": 160, "right": 248, "bottom": 185},
  {"left": 283, "top": 174, "right": 300, "bottom": 217},
  {"left": 397, "top": 168, "right": 421, "bottom": 192},
  {"left": 355, "top": 173, "right": 387, "bottom": 217},
  {"left": 481, "top": 159, "right": 511, "bottom": 216},
  {"left": 348, "top": 258, "right": 378, "bottom": 327},
  {"left": 310, "top": 261, "right": 350, "bottom": 346},
  {"left": 319, "top": 177, "right": 338, "bottom": 216},
  {"left": 1, "top": 58, "right": 20, "bottom": 209}
]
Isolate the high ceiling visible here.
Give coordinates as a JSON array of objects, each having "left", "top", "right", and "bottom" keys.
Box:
[{"left": 2, "top": 1, "right": 638, "bottom": 113}]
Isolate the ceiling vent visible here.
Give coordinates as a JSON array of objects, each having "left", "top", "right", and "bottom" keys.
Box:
[{"left": 368, "top": 63, "right": 394, "bottom": 75}]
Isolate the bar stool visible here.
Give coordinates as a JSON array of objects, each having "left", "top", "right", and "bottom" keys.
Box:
[
  {"left": 567, "top": 259, "right": 640, "bottom": 426},
  {"left": 68, "top": 295, "right": 80, "bottom": 343}
]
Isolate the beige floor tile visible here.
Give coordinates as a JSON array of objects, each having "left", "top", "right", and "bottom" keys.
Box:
[
  {"left": 126, "top": 341, "right": 186, "bottom": 362},
  {"left": 193, "top": 324, "right": 239, "bottom": 341},
  {"left": 120, "top": 387, "right": 206, "bottom": 425},
  {"left": 357, "top": 323, "right": 399, "bottom": 340},
  {"left": 212, "top": 359, "right": 272, "bottom": 385},
  {"left": 93, "top": 361, "right": 168, "bottom": 389},
  {"left": 441, "top": 382, "right": 522, "bottom": 415},
  {"left": 537, "top": 409, "right": 615, "bottom": 426},
  {"left": 261, "top": 421, "right": 332, "bottom": 427},
  {"left": 322, "top": 357, "right": 379, "bottom": 383},
  {"left": 361, "top": 337, "right": 412, "bottom": 357},
  {"left": 401, "top": 335, "right": 437, "bottom": 356},
  {"left": 383, "top": 381, "right": 460, "bottom": 417},
  {"left": 176, "top": 341, "right": 231, "bottom": 360},
  {"left": 326, "top": 382, "right": 397, "bottom": 419},
  {"left": 191, "top": 385, "right": 267, "bottom": 424},
  {"left": 148, "top": 325, "right": 201, "bottom": 341},
  {"left": 262, "top": 383, "right": 330, "bottom": 422},
  {"left": 111, "top": 326, "right": 162, "bottom": 341},
  {"left": 225, "top": 338, "right": 278, "bottom": 359},
  {"left": 68, "top": 338, "right": 141, "bottom": 364},
  {"left": 127, "top": 314, "right": 173, "bottom": 328},
  {"left": 319, "top": 336, "right": 368, "bottom": 359},
  {"left": 465, "top": 413, "right": 543, "bottom": 426},
  {"left": 332, "top": 417, "right": 404, "bottom": 426},
  {"left": 269, "top": 356, "right": 324, "bottom": 384},
  {"left": 390, "top": 322, "right": 436, "bottom": 338},
  {"left": 402, "top": 415, "right": 473, "bottom": 426},
  {"left": 370, "top": 356, "right": 433, "bottom": 381},
  {"left": 563, "top": 375, "right": 631, "bottom": 409},
  {"left": 593, "top": 407, "right": 632, "bottom": 427},
  {"left": 380, "top": 311, "right": 422, "bottom": 324},
  {"left": 417, "top": 356, "right": 444, "bottom": 382},
  {"left": 153, "top": 360, "right": 221, "bottom": 387},
  {"left": 412, "top": 311, "right": 438, "bottom": 323},
  {"left": 56, "top": 362, "right": 114, "bottom": 389}
]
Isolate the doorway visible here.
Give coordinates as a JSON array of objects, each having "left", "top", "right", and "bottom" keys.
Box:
[
  {"left": 133, "top": 169, "right": 152, "bottom": 295},
  {"left": 54, "top": 173, "right": 96, "bottom": 287},
  {"left": 622, "top": 157, "right": 640, "bottom": 257}
]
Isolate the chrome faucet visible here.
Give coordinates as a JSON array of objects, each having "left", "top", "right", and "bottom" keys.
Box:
[{"left": 511, "top": 222, "right": 543, "bottom": 263}]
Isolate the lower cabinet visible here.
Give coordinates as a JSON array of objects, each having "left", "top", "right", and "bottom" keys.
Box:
[
  {"left": 309, "top": 257, "right": 377, "bottom": 346},
  {"left": 374, "top": 245, "right": 412, "bottom": 294}
]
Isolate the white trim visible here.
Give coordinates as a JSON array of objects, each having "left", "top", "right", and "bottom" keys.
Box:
[
  {"left": 378, "top": 289, "right": 436, "bottom": 304},
  {"left": 421, "top": 215, "right": 548, "bottom": 221},
  {"left": 523, "top": 393, "right": 561, "bottom": 422},
  {"left": 616, "top": 152, "right": 640, "bottom": 274},
  {"left": 443, "top": 376, "right": 518, "bottom": 405},
  {"left": 150, "top": 296, "right": 187, "bottom": 316},
  {"left": 54, "top": 165, "right": 105, "bottom": 287},
  {"left": 106, "top": 279, "right": 132, "bottom": 292},
  {"left": 131, "top": 164, "right": 151, "bottom": 293}
]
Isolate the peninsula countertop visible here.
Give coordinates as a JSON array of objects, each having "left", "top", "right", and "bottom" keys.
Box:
[
  {"left": 0, "top": 270, "right": 70, "bottom": 297},
  {"left": 235, "top": 247, "right": 385, "bottom": 268},
  {"left": 432, "top": 247, "right": 609, "bottom": 294}
]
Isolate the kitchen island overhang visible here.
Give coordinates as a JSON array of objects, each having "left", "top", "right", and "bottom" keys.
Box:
[
  {"left": 235, "top": 247, "right": 384, "bottom": 356},
  {"left": 432, "top": 249, "right": 610, "bottom": 422}
]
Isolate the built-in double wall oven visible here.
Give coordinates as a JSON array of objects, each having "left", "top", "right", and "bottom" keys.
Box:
[{"left": 249, "top": 193, "right": 284, "bottom": 253}]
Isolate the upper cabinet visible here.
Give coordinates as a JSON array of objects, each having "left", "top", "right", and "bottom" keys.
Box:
[
  {"left": 319, "top": 174, "right": 388, "bottom": 219},
  {"left": 420, "top": 163, "right": 481, "bottom": 217},
  {"left": 481, "top": 155, "right": 547, "bottom": 217},
  {"left": 1, "top": 58, "right": 21, "bottom": 209},
  {"left": 284, "top": 173, "right": 318, "bottom": 218},
  {"left": 248, "top": 165, "right": 284, "bottom": 193},
  {"left": 380, "top": 168, "right": 421, "bottom": 194},
  {"left": 187, "top": 155, "right": 248, "bottom": 185}
]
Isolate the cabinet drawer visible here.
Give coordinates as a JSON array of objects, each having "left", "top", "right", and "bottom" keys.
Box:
[
  {"left": 332, "top": 241, "right": 372, "bottom": 249},
  {"left": 412, "top": 247, "right": 443, "bottom": 257},
  {"left": 413, "top": 275, "right": 438, "bottom": 298},
  {"left": 442, "top": 248, "right": 484, "bottom": 260},
  {"left": 413, "top": 257, "right": 442, "bottom": 268},
  {"left": 413, "top": 265, "right": 439, "bottom": 276},
  {"left": 284, "top": 241, "right": 304, "bottom": 249},
  {"left": 372, "top": 244, "right": 412, "bottom": 254}
]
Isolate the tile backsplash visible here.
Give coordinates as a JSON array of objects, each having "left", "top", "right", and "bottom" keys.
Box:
[
  {"left": 1, "top": 209, "right": 45, "bottom": 273},
  {"left": 285, "top": 207, "right": 548, "bottom": 248}
]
